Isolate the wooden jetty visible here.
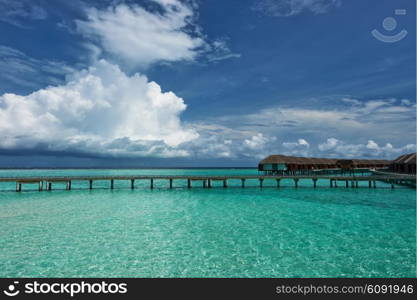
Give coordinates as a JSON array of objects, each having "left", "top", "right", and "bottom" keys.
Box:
[{"left": 0, "top": 174, "right": 415, "bottom": 192}]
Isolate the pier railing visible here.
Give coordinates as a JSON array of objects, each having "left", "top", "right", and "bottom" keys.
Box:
[{"left": 0, "top": 174, "right": 415, "bottom": 191}]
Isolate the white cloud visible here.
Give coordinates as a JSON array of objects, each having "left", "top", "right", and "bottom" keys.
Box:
[
  {"left": 364, "top": 140, "right": 415, "bottom": 156},
  {"left": 206, "top": 39, "right": 241, "bottom": 62},
  {"left": 318, "top": 138, "right": 415, "bottom": 158},
  {"left": 366, "top": 140, "right": 379, "bottom": 150},
  {"left": 196, "top": 97, "right": 415, "bottom": 159},
  {"left": 76, "top": 0, "right": 205, "bottom": 68},
  {"left": 0, "top": 1, "right": 244, "bottom": 160},
  {"left": 222, "top": 97, "right": 415, "bottom": 146},
  {"left": 207, "top": 53, "right": 242, "bottom": 62},
  {"left": 193, "top": 136, "right": 234, "bottom": 158},
  {"left": 75, "top": 1, "right": 240, "bottom": 67},
  {"left": 283, "top": 138, "right": 309, "bottom": 149},
  {"left": 282, "top": 138, "right": 310, "bottom": 156},
  {"left": 318, "top": 137, "right": 339, "bottom": 151},
  {"left": 183, "top": 132, "right": 275, "bottom": 160},
  {"left": 244, "top": 133, "right": 269, "bottom": 149},
  {"left": 298, "top": 138, "right": 309, "bottom": 147},
  {"left": 0, "top": 45, "right": 76, "bottom": 90},
  {"left": 401, "top": 99, "right": 412, "bottom": 106},
  {"left": 0, "top": 59, "right": 198, "bottom": 156},
  {"left": 0, "top": 0, "right": 47, "bottom": 27},
  {"left": 253, "top": 0, "right": 341, "bottom": 17}
]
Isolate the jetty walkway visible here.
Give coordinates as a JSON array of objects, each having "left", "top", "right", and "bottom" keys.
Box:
[{"left": 0, "top": 174, "right": 415, "bottom": 191}]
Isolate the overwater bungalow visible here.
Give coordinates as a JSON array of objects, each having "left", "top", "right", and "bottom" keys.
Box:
[
  {"left": 337, "top": 159, "right": 391, "bottom": 170},
  {"left": 258, "top": 155, "right": 336, "bottom": 175},
  {"left": 391, "top": 153, "right": 416, "bottom": 174},
  {"left": 258, "top": 155, "right": 391, "bottom": 175}
]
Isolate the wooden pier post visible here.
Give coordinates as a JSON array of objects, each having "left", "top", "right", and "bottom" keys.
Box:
[
  {"left": 313, "top": 178, "right": 317, "bottom": 188},
  {"left": 89, "top": 180, "right": 93, "bottom": 190},
  {"left": 276, "top": 179, "right": 281, "bottom": 188},
  {"left": 259, "top": 178, "right": 264, "bottom": 188},
  {"left": 330, "top": 179, "right": 333, "bottom": 188},
  {"left": 368, "top": 181, "right": 372, "bottom": 188},
  {"left": 223, "top": 179, "right": 227, "bottom": 188},
  {"left": 294, "top": 178, "right": 299, "bottom": 188},
  {"left": 241, "top": 178, "right": 245, "bottom": 188},
  {"left": 187, "top": 179, "right": 191, "bottom": 188},
  {"left": 110, "top": 179, "right": 114, "bottom": 190},
  {"left": 346, "top": 181, "right": 349, "bottom": 188},
  {"left": 131, "top": 179, "right": 135, "bottom": 189},
  {"left": 39, "top": 181, "right": 43, "bottom": 191},
  {"left": 48, "top": 182, "right": 52, "bottom": 191},
  {"left": 150, "top": 179, "right": 154, "bottom": 189},
  {"left": 203, "top": 180, "right": 207, "bottom": 188},
  {"left": 334, "top": 180, "right": 338, "bottom": 188},
  {"left": 16, "top": 182, "right": 22, "bottom": 192},
  {"left": 207, "top": 179, "right": 212, "bottom": 188},
  {"left": 169, "top": 178, "right": 173, "bottom": 189},
  {"left": 355, "top": 181, "right": 359, "bottom": 188}
]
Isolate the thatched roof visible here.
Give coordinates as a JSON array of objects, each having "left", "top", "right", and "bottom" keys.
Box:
[
  {"left": 259, "top": 155, "right": 337, "bottom": 165},
  {"left": 393, "top": 153, "right": 416, "bottom": 165},
  {"left": 259, "top": 155, "right": 391, "bottom": 165},
  {"left": 349, "top": 159, "right": 391, "bottom": 165}
]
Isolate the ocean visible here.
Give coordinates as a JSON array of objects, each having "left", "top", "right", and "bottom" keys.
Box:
[{"left": 0, "top": 169, "right": 415, "bottom": 277}]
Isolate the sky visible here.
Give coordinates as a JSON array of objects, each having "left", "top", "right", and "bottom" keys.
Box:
[{"left": 0, "top": 0, "right": 415, "bottom": 167}]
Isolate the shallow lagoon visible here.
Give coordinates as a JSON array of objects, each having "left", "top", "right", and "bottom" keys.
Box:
[{"left": 0, "top": 169, "right": 415, "bottom": 277}]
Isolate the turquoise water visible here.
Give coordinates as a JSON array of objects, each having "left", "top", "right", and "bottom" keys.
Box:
[{"left": 0, "top": 169, "right": 415, "bottom": 277}]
